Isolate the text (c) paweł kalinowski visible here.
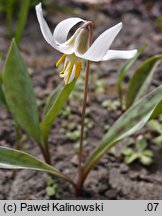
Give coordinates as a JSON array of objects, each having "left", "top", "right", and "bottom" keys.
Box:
[{"left": 20, "top": 202, "right": 104, "bottom": 212}]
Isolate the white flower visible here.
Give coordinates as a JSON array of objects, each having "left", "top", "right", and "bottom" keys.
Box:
[{"left": 36, "top": 3, "right": 137, "bottom": 84}]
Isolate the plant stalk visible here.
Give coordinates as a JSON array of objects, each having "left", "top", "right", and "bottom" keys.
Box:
[
  {"left": 76, "top": 21, "right": 93, "bottom": 195},
  {"left": 40, "top": 137, "right": 52, "bottom": 165},
  {"left": 43, "top": 146, "right": 52, "bottom": 165},
  {"left": 77, "top": 60, "right": 90, "bottom": 191}
]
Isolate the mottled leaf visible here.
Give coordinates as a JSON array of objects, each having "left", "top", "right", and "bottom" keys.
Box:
[
  {"left": 41, "top": 79, "right": 76, "bottom": 141},
  {"left": 3, "top": 39, "right": 41, "bottom": 144},
  {"left": 117, "top": 46, "right": 146, "bottom": 103},
  {"left": 83, "top": 85, "right": 162, "bottom": 177},
  {"left": 126, "top": 55, "right": 162, "bottom": 108},
  {"left": 0, "top": 146, "right": 66, "bottom": 180}
]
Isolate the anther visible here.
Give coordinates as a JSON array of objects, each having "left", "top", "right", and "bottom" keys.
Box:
[{"left": 56, "top": 54, "right": 66, "bottom": 67}]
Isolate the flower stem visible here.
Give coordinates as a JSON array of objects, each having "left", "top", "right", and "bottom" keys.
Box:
[
  {"left": 78, "top": 60, "right": 90, "bottom": 182},
  {"left": 77, "top": 21, "right": 93, "bottom": 194}
]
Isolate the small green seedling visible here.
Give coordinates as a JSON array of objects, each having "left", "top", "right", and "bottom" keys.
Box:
[
  {"left": 66, "top": 128, "right": 81, "bottom": 142},
  {"left": 122, "top": 138, "right": 153, "bottom": 166},
  {"left": 46, "top": 177, "right": 59, "bottom": 197},
  {"left": 102, "top": 99, "right": 120, "bottom": 111},
  {"left": 148, "top": 117, "right": 162, "bottom": 147}
]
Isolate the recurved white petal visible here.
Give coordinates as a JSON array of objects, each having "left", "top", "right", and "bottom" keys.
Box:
[
  {"left": 53, "top": 17, "right": 86, "bottom": 45},
  {"left": 35, "top": 3, "right": 57, "bottom": 49},
  {"left": 56, "top": 27, "right": 82, "bottom": 55},
  {"left": 81, "top": 22, "right": 123, "bottom": 61},
  {"left": 53, "top": 18, "right": 86, "bottom": 54},
  {"left": 102, "top": 49, "right": 137, "bottom": 61}
]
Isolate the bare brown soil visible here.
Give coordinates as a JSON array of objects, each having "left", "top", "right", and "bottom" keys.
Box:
[{"left": 0, "top": 0, "right": 162, "bottom": 199}]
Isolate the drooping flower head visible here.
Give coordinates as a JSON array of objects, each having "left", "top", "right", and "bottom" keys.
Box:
[{"left": 36, "top": 3, "right": 137, "bottom": 84}]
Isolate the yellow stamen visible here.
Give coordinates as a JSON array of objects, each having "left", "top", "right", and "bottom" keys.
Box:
[
  {"left": 75, "top": 62, "right": 82, "bottom": 78},
  {"left": 59, "top": 61, "right": 69, "bottom": 75},
  {"left": 65, "top": 55, "right": 76, "bottom": 85},
  {"left": 56, "top": 54, "right": 66, "bottom": 67}
]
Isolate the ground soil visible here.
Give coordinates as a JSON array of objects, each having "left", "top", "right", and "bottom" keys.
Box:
[{"left": 0, "top": 0, "right": 162, "bottom": 199}]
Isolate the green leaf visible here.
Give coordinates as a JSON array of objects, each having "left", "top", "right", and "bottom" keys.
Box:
[
  {"left": 15, "top": 0, "right": 30, "bottom": 44},
  {"left": 136, "top": 140, "right": 147, "bottom": 151},
  {"left": 41, "top": 79, "right": 76, "bottom": 141},
  {"left": 125, "top": 153, "right": 138, "bottom": 164},
  {"left": 6, "top": 0, "right": 15, "bottom": 35},
  {"left": 0, "top": 146, "right": 66, "bottom": 180},
  {"left": 66, "top": 130, "right": 81, "bottom": 141},
  {"left": 126, "top": 55, "right": 162, "bottom": 109},
  {"left": 44, "top": 82, "right": 64, "bottom": 114},
  {"left": 149, "top": 100, "right": 162, "bottom": 120},
  {"left": 46, "top": 186, "right": 56, "bottom": 197},
  {"left": 117, "top": 46, "right": 146, "bottom": 103},
  {"left": 152, "top": 135, "right": 162, "bottom": 146},
  {"left": 3, "top": 39, "right": 41, "bottom": 144},
  {"left": 148, "top": 119, "right": 162, "bottom": 134},
  {"left": 143, "top": 149, "right": 153, "bottom": 157},
  {"left": 83, "top": 85, "right": 162, "bottom": 177},
  {"left": 122, "top": 148, "right": 133, "bottom": 156},
  {"left": 140, "top": 155, "right": 153, "bottom": 166},
  {"left": 46, "top": 177, "right": 59, "bottom": 197},
  {"left": 0, "top": 84, "right": 6, "bottom": 106}
]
